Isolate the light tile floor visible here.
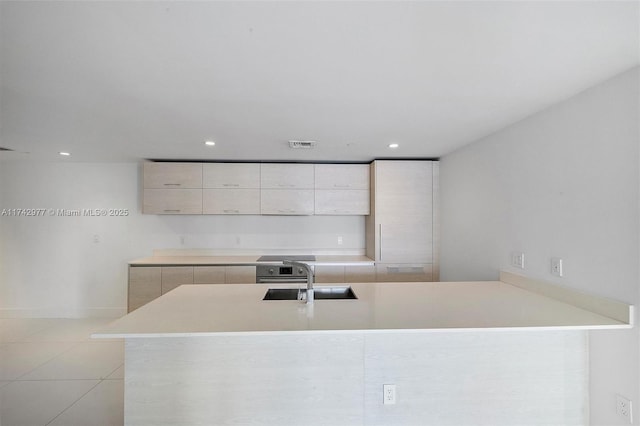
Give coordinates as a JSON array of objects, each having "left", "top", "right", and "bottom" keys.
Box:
[{"left": 0, "top": 318, "right": 124, "bottom": 426}]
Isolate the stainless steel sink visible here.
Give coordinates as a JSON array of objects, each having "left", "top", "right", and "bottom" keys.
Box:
[{"left": 263, "top": 286, "right": 357, "bottom": 301}]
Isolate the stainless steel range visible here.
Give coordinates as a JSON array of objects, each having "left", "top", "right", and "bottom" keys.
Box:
[{"left": 255, "top": 255, "right": 316, "bottom": 284}]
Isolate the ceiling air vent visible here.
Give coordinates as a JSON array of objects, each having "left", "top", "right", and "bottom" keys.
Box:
[{"left": 288, "top": 140, "right": 317, "bottom": 149}]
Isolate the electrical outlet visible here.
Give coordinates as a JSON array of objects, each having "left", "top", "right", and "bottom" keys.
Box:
[
  {"left": 511, "top": 252, "right": 525, "bottom": 269},
  {"left": 383, "top": 384, "right": 396, "bottom": 405},
  {"left": 551, "top": 258, "right": 563, "bottom": 277},
  {"left": 616, "top": 394, "right": 633, "bottom": 423},
  {"left": 337, "top": 236, "right": 343, "bottom": 245},
  {"left": 93, "top": 234, "right": 100, "bottom": 243}
]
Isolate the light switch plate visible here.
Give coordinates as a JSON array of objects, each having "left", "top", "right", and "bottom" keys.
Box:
[
  {"left": 551, "top": 258, "right": 563, "bottom": 277},
  {"left": 511, "top": 252, "right": 525, "bottom": 269}
]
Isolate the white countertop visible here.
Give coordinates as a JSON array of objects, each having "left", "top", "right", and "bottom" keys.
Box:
[
  {"left": 93, "top": 279, "right": 632, "bottom": 338},
  {"left": 128, "top": 255, "right": 374, "bottom": 266}
]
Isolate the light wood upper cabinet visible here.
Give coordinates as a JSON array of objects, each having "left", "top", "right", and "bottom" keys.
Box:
[
  {"left": 203, "top": 189, "right": 260, "bottom": 215},
  {"left": 143, "top": 163, "right": 203, "bottom": 189},
  {"left": 260, "top": 162, "right": 315, "bottom": 215},
  {"left": 260, "top": 189, "right": 314, "bottom": 215},
  {"left": 142, "top": 161, "right": 373, "bottom": 216},
  {"left": 202, "top": 164, "right": 260, "bottom": 215},
  {"left": 143, "top": 162, "right": 203, "bottom": 214},
  {"left": 143, "top": 189, "right": 203, "bottom": 214},
  {"left": 314, "top": 190, "right": 370, "bottom": 215},
  {"left": 314, "top": 164, "right": 369, "bottom": 190},
  {"left": 203, "top": 163, "right": 260, "bottom": 189},
  {"left": 260, "top": 164, "right": 314, "bottom": 189},
  {"left": 314, "top": 164, "right": 370, "bottom": 215}
]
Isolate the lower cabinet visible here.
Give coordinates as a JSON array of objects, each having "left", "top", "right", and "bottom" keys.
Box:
[
  {"left": 128, "top": 267, "right": 161, "bottom": 312},
  {"left": 314, "top": 264, "right": 431, "bottom": 284},
  {"left": 345, "top": 265, "right": 377, "bottom": 283},
  {"left": 161, "top": 266, "right": 194, "bottom": 294},
  {"left": 128, "top": 265, "right": 258, "bottom": 312},
  {"left": 314, "top": 266, "right": 345, "bottom": 283},
  {"left": 314, "top": 265, "right": 377, "bottom": 284},
  {"left": 193, "top": 266, "right": 226, "bottom": 284},
  {"left": 225, "top": 266, "right": 256, "bottom": 284},
  {"left": 374, "top": 264, "right": 432, "bottom": 282}
]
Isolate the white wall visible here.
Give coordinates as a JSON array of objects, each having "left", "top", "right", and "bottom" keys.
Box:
[
  {"left": 0, "top": 162, "right": 364, "bottom": 317},
  {"left": 440, "top": 67, "right": 639, "bottom": 425}
]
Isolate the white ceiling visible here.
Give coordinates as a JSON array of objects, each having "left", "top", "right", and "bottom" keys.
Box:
[{"left": 0, "top": 1, "right": 638, "bottom": 162}]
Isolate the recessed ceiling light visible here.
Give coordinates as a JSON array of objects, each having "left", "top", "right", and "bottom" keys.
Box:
[
  {"left": 388, "top": 143, "right": 399, "bottom": 149},
  {"left": 204, "top": 141, "right": 216, "bottom": 146},
  {"left": 59, "top": 151, "right": 71, "bottom": 156}
]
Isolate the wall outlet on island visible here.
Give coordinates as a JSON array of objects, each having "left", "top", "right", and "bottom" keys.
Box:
[
  {"left": 616, "top": 394, "right": 633, "bottom": 423},
  {"left": 383, "top": 384, "right": 396, "bottom": 405},
  {"left": 511, "top": 252, "right": 525, "bottom": 269}
]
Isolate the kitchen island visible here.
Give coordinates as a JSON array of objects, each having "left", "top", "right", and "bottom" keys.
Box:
[{"left": 94, "top": 272, "right": 632, "bottom": 425}]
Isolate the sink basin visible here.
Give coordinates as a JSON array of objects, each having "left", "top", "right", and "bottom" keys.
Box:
[{"left": 263, "top": 286, "right": 357, "bottom": 301}]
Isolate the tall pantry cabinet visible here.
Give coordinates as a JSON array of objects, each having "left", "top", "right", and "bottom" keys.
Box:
[{"left": 366, "top": 160, "right": 439, "bottom": 282}]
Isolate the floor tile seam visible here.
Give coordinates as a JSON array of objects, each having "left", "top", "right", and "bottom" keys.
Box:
[
  {"left": 44, "top": 379, "right": 103, "bottom": 426},
  {"left": 12, "top": 341, "right": 83, "bottom": 381},
  {"left": 105, "top": 363, "right": 125, "bottom": 380}
]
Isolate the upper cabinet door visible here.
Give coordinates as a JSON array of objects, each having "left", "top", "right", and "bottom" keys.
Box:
[
  {"left": 260, "top": 190, "right": 314, "bottom": 215},
  {"left": 143, "top": 189, "right": 203, "bottom": 214},
  {"left": 143, "top": 163, "right": 203, "bottom": 189},
  {"left": 260, "top": 164, "right": 314, "bottom": 189},
  {"left": 203, "top": 163, "right": 260, "bottom": 189},
  {"left": 314, "top": 164, "right": 369, "bottom": 190}
]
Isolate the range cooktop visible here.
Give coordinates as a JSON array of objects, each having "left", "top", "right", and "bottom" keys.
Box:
[{"left": 256, "top": 255, "right": 316, "bottom": 262}]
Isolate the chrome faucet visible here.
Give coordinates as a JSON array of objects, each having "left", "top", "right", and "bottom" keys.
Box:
[{"left": 283, "top": 260, "right": 314, "bottom": 304}]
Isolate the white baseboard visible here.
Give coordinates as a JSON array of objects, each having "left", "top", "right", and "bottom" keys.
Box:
[{"left": 0, "top": 307, "right": 127, "bottom": 319}]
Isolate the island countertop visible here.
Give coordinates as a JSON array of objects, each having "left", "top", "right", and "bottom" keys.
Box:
[{"left": 93, "top": 273, "right": 633, "bottom": 338}]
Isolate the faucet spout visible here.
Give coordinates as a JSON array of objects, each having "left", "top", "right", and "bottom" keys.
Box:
[{"left": 283, "top": 260, "right": 314, "bottom": 304}]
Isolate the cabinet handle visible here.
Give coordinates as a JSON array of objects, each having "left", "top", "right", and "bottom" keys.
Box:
[
  {"left": 387, "top": 266, "right": 425, "bottom": 274},
  {"left": 277, "top": 184, "right": 295, "bottom": 188},
  {"left": 163, "top": 209, "right": 181, "bottom": 213},
  {"left": 222, "top": 183, "right": 240, "bottom": 187},
  {"left": 379, "top": 224, "right": 383, "bottom": 262},
  {"left": 163, "top": 183, "right": 182, "bottom": 186},
  {"left": 223, "top": 209, "right": 240, "bottom": 213},
  {"left": 333, "top": 184, "right": 350, "bottom": 188}
]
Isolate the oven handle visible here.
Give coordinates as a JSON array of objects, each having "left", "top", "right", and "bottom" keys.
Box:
[{"left": 256, "top": 277, "right": 309, "bottom": 284}]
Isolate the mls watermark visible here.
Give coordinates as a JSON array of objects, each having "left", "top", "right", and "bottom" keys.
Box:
[{"left": 1, "top": 208, "right": 130, "bottom": 217}]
